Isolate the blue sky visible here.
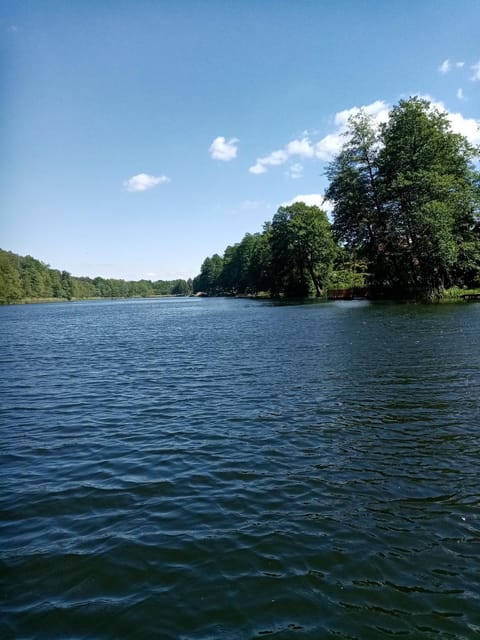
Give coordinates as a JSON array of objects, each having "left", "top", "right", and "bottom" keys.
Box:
[{"left": 2, "top": 0, "right": 479, "bottom": 280}]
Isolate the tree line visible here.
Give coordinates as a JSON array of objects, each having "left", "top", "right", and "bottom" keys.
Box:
[
  {"left": 194, "top": 97, "right": 480, "bottom": 300},
  {"left": 192, "top": 204, "right": 365, "bottom": 298},
  {"left": 0, "top": 249, "right": 193, "bottom": 304},
  {"left": 3, "top": 98, "right": 479, "bottom": 304}
]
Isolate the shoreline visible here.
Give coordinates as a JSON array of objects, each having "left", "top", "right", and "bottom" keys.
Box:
[{"left": 4, "top": 289, "right": 479, "bottom": 306}]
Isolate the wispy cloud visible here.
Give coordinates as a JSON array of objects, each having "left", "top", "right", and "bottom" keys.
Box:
[
  {"left": 209, "top": 136, "right": 239, "bottom": 161},
  {"left": 249, "top": 149, "right": 289, "bottom": 174},
  {"left": 281, "top": 193, "right": 330, "bottom": 210},
  {"left": 123, "top": 173, "right": 171, "bottom": 192},
  {"left": 471, "top": 60, "right": 480, "bottom": 81},
  {"left": 285, "top": 163, "right": 304, "bottom": 179},
  {"left": 456, "top": 88, "right": 465, "bottom": 100},
  {"left": 439, "top": 59, "right": 451, "bottom": 74},
  {"left": 438, "top": 59, "right": 465, "bottom": 74},
  {"left": 239, "top": 199, "right": 271, "bottom": 210},
  {"left": 250, "top": 100, "right": 389, "bottom": 175}
]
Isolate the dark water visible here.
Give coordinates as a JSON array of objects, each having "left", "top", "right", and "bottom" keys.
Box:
[{"left": 1, "top": 297, "right": 480, "bottom": 639}]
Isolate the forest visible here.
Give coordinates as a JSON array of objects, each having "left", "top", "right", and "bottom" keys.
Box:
[
  {"left": 2, "top": 98, "right": 479, "bottom": 305},
  {"left": 0, "top": 249, "right": 192, "bottom": 304},
  {"left": 193, "top": 98, "right": 480, "bottom": 300}
]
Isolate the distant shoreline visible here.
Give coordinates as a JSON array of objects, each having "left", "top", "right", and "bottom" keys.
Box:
[{"left": 4, "top": 288, "right": 480, "bottom": 306}]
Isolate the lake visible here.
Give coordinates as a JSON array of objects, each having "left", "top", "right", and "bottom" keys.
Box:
[{"left": 1, "top": 297, "right": 479, "bottom": 639}]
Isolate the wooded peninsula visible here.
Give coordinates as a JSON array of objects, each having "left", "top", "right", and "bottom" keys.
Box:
[
  {"left": 193, "top": 98, "right": 480, "bottom": 301},
  {"left": 2, "top": 98, "right": 479, "bottom": 304}
]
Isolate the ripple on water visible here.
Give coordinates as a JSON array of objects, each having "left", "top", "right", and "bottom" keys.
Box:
[{"left": 1, "top": 298, "right": 480, "bottom": 639}]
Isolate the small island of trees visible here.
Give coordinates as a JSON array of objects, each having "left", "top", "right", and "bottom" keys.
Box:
[{"left": 193, "top": 98, "right": 480, "bottom": 301}]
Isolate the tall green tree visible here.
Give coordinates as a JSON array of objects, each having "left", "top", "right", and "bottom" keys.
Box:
[
  {"left": 193, "top": 254, "right": 224, "bottom": 294},
  {"left": 220, "top": 233, "right": 268, "bottom": 295},
  {"left": 326, "top": 97, "right": 480, "bottom": 297},
  {"left": 378, "top": 97, "right": 480, "bottom": 294},
  {"left": 247, "top": 229, "right": 273, "bottom": 294},
  {"left": 61, "top": 271, "right": 73, "bottom": 300},
  {"left": 326, "top": 111, "right": 385, "bottom": 262},
  {"left": 270, "top": 203, "right": 337, "bottom": 296}
]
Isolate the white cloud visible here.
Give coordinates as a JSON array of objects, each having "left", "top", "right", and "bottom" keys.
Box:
[
  {"left": 249, "top": 149, "right": 288, "bottom": 174},
  {"left": 250, "top": 139, "right": 313, "bottom": 174},
  {"left": 439, "top": 59, "right": 452, "bottom": 74},
  {"left": 438, "top": 59, "right": 465, "bottom": 74},
  {"left": 209, "top": 136, "right": 238, "bottom": 161},
  {"left": 421, "top": 95, "right": 480, "bottom": 145},
  {"left": 280, "top": 194, "right": 335, "bottom": 220},
  {"left": 333, "top": 100, "right": 389, "bottom": 128},
  {"left": 446, "top": 110, "right": 480, "bottom": 145},
  {"left": 285, "top": 163, "right": 304, "bottom": 179},
  {"left": 249, "top": 162, "right": 268, "bottom": 175},
  {"left": 286, "top": 138, "right": 315, "bottom": 157},
  {"left": 250, "top": 97, "right": 480, "bottom": 177},
  {"left": 250, "top": 100, "right": 389, "bottom": 175},
  {"left": 314, "top": 132, "right": 345, "bottom": 161},
  {"left": 471, "top": 60, "right": 480, "bottom": 81},
  {"left": 250, "top": 140, "right": 313, "bottom": 174},
  {"left": 123, "top": 173, "right": 170, "bottom": 192},
  {"left": 281, "top": 193, "right": 328, "bottom": 209}
]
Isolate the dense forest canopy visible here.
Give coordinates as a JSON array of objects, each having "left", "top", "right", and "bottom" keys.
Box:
[
  {"left": 194, "top": 97, "right": 480, "bottom": 299},
  {"left": 326, "top": 97, "right": 480, "bottom": 297},
  {"left": 0, "top": 249, "right": 193, "bottom": 304},
  {"left": 193, "top": 203, "right": 366, "bottom": 298}
]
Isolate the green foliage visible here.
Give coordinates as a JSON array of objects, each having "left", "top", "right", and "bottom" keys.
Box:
[
  {"left": 193, "top": 204, "right": 336, "bottom": 298},
  {"left": 326, "top": 96, "right": 480, "bottom": 298},
  {"left": 328, "top": 270, "right": 366, "bottom": 289},
  {"left": 0, "top": 251, "right": 23, "bottom": 303},
  {"left": 442, "top": 286, "right": 480, "bottom": 300},
  {"left": 0, "top": 249, "right": 192, "bottom": 304},
  {"left": 192, "top": 254, "right": 224, "bottom": 295},
  {"left": 270, "top": 203, "right": 337, "bottom": 297},
  {"left": 4, "top": 100, "right": 478, "bottom": 305},
  {"left": 218, "top": 233, "right": 272, "bottom": 295}
]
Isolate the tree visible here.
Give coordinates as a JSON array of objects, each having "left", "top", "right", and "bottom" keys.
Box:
[
  {"left": 326, "top": 97, "right": 480, "bottom": 297},
  {"left": 378, "top": 97, "right": 480, "bottom": 294},
  {"left": 247, "top": 230, "right": 273, "bottom": 294},
  {"left": 326, "top": 111, "right": 385, "bottom": 263},
  {"left": 171, "top": 279, "right": 191, "bottom": 295},
  {"left": 270, "top": 203, "right": 337, "bottom": 296},
  {"left": 61, "top": 271, "right": 73, "bottom": 300},
  {"left": 220, "top": 233, "right": 267, "bottom": 295},
  {"left": 0, "top": 250, "right": 23, "bottom": 303},
  {"left": 192, "top": 254, "right": 224, "bottom": 294}
]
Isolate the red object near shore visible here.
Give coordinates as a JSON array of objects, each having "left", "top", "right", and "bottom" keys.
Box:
[{"left": 327, "top": 288, "right": 368, "bottom": 300}]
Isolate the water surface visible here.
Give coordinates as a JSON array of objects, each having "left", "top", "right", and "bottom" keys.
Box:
[{"left": 1, "top": 298, "right": 479, "bottom": 638}]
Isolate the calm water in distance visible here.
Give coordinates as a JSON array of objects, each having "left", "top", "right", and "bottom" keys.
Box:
[{"left": 1, "top": 297, "right": 480, "bottom": 639}]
